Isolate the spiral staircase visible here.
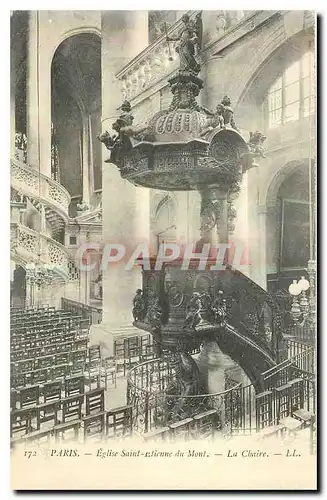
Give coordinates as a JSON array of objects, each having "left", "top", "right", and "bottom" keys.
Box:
[{"left": 10, "top": 151, "right": 71, "bottom": 282}]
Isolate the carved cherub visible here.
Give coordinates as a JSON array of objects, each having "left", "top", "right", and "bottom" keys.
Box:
[
  {"left": 200, "top": 103, "right": 225, "bottom": 137},
  {"left": 112, "top": 100, "right": 134, "bottom": 135},
  {"left": 144, "top": 289, "right": 162, "bottom": 330},
  {"left": 212, "top": 290, "right": 227, "bottom": 325},
  {"left": 132, "top": 288, "right": 146, "bottom": 322},
  {"left": 76, "top": 200, "right": 89, "bottom": 213},
  {"left": 97, "top": 130, "right": 118, "bottom": 150},
  {"left": 183, "top": 292, "right": 203, "bottom": 329},
  {"left": 220, "top": 95, "right": 238, "bottom": 129},
  {"left": 248, "top": 131, "right": 267, "bottom": 158}
]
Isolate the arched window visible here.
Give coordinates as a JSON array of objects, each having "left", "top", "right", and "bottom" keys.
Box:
[{"left": 268, "top": 51, "right": 314, "bottom": 128}]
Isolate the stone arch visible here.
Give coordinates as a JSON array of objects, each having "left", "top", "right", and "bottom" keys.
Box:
[
  {"left": 264, "top": 158, "right": 310, "bottom": 209},
  {"left": 150, "top": 192, "right": 178, "bottom": 221},
  {"left": 264, "top": 158, "right": 311, "bottom": 289},
  {"left": 150, "top": 193, "right": 177, "bottom": 249},
  {"left": 233, "top": 17, "right": 312, "bottom": 107},
  {"left": 49, "top": 27, "right": 101, "bottom": 66}
]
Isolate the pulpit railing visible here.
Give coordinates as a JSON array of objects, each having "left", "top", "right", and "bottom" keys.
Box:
[{"left": 127, "top": 346, "right": 316, "bottom": 436}]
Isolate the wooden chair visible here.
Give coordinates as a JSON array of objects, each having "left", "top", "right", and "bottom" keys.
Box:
[
  {"left": 85, "top": 359, "right": 101, "bottom": 390},
  {"left": 100, "top": 357, "right": 117, "bottom": 389},
  {"left": 34, "top": 354, "right": 55, "bottom": 370},
  {"left": 106, "top": 405, "right": 133, "bottom": 439},
  {"left": 275, "top": 383, "right": 292, "bottom": 423},
  {"left": 88, "top": 345, "right": 101, "bottom": 363},
  {"left": 85, "top": 388, "right": 105, "bottom": 416},
  {"left": 70, "top": 349, "right": 87, "bottom": 365},
  {"left": 37, "top": 401, "right": 60, "bottom": 430},
  {"left": 54, "top": 352, "right": 70, "bottom": 366},
  {"left": 192, "top": 409, "right": 218, "bottom": 439},
  {"left": 51, "top": 363, "right": 70, "bottom": 381},
  {"left": 169, "top": 418, "right": 193, "bottom": 441},
  {"left": 54, "top": 420, "right": 80, "bottom": 442},
  {"left": 288, "top": 378, "right": 305, "bottom": 413},
  {"left": 255, "top": 390, "right": 273, "bottom": 431},
  {"left": 32, "top": 368, "right": 50, "bottom": 385},
  {"left": 83, "top": 413, "right": 106, "bottom": 442},
  {"left": 64, "top": 375, "right": 84, "bottom": 398},
  {"left": 11, "top": 407, "right": 37, "bottom": 437},
  {"left": 19, "top": 385, "right": 40, "bottom": 409},
  {"left": 24, "top": 428, "right": 53, "bottom": 445},
  {"left": 143, "top": 426, "right": 170, "bottom": 442},
  {"left": 61, "top": 394, "right": 84, "bottom": 423},
  {"left": 43, "top": 380, "right": 62, "bottom": 403}
]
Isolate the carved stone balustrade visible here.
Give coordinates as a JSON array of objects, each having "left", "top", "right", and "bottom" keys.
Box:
[
  {"left": 116, "top": 13, "right": 199, "bottom": 102},
  {"left": 11, "top": 156, "right": 71, "bottom": 221},
  {"left": 10, "top": 222, "right": 69, "bottom": 281},
  {"left": 116, "top": 10, "right": 254, "bottom": 103}
]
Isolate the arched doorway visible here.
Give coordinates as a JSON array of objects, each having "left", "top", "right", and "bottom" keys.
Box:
[
  {"left": 153, "top": 195, "right": 177, "bottom": 252},
  {"left": 266, "top": 161, "right": 313, "bottom": 293},
  {"left": 51, "top": 33, "right": 101, "bottom": 217},
  {"left": 11, "top": 262, "right": 26, "bottom": 308}
]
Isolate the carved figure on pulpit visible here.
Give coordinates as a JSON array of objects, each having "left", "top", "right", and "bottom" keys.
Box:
[
  {"left": 212, "top": 290, "right": 227, "bottom": 325},
  {"left": 112, "top": 100, "right": 135, "bottom": 137},
  {"left": 184, "top": 292, "right": 203, "bottom": 329},
  {"left": 220, "top": 95, "right": 238, "bottom": 129},
  {"left": 166, "top": 13, "right": 202, "bottom": 74},
  {"left": 200, "top": 291, "right": 213, "bottom": 320},
  {"left": 76, "top": 200, "right": 89, "bottom": 213},
  {"left": 200, "top": 104, "right": 225, "bottom": 137},
  {"left": 248, "top": 131, "right": 267, "bottom": 158},
  {"left": 144, "top": 289, "right": 162, "bottom": 330},
  {"left": 97, "top": 130, "right": 118, "bottom": 150},
  {"left": 132, "top": 289, "right": 147, "bottom": 322},
  {"left": 165, "top": 347, "right": 203, "bottom": 420}
]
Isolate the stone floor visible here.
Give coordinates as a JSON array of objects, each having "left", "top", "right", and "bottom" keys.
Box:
[{"left": 104, "top": 373, "right": 128, "bottom": 411}]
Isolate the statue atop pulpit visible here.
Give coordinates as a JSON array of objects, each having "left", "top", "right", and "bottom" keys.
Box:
[{"left": 166, "top": 12, "right": 202, "bottom": 74}]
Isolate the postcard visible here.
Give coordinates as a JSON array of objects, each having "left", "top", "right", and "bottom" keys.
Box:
[{"left": 10, "top": 9, "right": 317, "bottom": 490}]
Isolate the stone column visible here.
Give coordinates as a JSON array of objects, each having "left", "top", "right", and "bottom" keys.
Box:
[
  {"left": 90, "top": 11, "right": 149, "bottom": 356},
  {"left": 82, "top": 118, "right": 90, "bottom": 207},
  {"left": 199, "top": 185, "right": 229, "bottom": 260},
  {"left": 200, "top": 56, "right": 226, "bottom": 112},
  {"left": 27, "top": 11, "right": 51, "bottom": 177},
  {"left": 196, "top": 340, "right": 233, "bottom": 431},
  {"left": 11, "top": 85, "right": 16, "bottom": 159}
]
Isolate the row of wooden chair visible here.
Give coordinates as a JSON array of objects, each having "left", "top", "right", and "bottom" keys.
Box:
[
  {"left": 11, "top": 311, "right": 83, "bottom": 330},
  {"left": 11, "top": 387, "right": 105, "bottom": 439},
  {"left": 143, "top": 409, "right": 219, "bottom": 442},
  {"left": 11, "top": 316, "right": 89, "bottom": 338},
  {"left": 256, "top": 376, "right": 314, "bottom": 430},
  {"left": 11, "top": 338, "right": 88, "bottom": 362},
  {"left": 11, "top": 404, "right": 133, "bottom": 446},
  {"left": 11, "top": 349, "right": 88, "bottom": 376},
  {"left": 11, "top": 327, "right": 88, "bottom": 353},
  {"left": 10, "top": 305, "right": 56, "bottom": 320}
]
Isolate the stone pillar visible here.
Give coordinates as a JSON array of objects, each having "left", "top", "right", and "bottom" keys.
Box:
[
  {"left": 88, "top": 115, "right": 95, "bottom": 198},
  {"left": 199, "top": 185, "right": 229, "bottom": 249},
  {"left": 200, "top": 57, "right": 226, "bottom": 112},
  {"left": 27, "top": 11, "right": 51, "bottom": 177},
  {"left": 196, "top": 340, "right": 234, "bottom": 431},
  {"left": 11, "top": 85, "right": 16, "bottom": 159},
  {"left": 82, "top": 118, "right": 90, "bottom": 207},
  {"left": 90, "top": 11, "right": 149, "bottom": 355}
]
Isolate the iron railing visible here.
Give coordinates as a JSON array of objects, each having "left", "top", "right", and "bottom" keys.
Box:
[{"left": 127, "top": 346, "right": 316, "bottom": 436}]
